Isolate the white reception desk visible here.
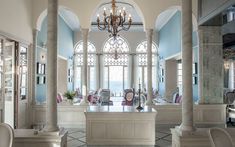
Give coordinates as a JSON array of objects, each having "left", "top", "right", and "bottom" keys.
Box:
[{"left": 85, "top": 106, "right": 157, "bottom": 145}]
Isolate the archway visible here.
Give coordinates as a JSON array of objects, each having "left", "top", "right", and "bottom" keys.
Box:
[{"left": 155, "top": 6, "right": 199, "bottom": 102}]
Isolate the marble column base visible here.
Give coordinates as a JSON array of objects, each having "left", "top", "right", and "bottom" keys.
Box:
[{"left": 14, "top": 128, "right": 67, "bottom": 147}]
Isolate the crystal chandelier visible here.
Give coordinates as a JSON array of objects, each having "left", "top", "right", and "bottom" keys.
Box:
[
  {"left": 109, "top": 36, "right": 123, "bottom": 60},
  {"left": 96, "top": 0, "right": 132, "bottom": 39}
]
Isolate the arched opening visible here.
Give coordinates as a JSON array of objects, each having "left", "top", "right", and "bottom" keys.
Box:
[
  {"left": 35, "top": 7, "right": 80, "bottom": 104},
  {"left": 136, "top": 41, "right": 158, "bottom": 90},
  {"left": 74, "top": 41, "right": 96, "bottom": 92},
  {"left": 155, "top": 6, "right": 199, "bottom": 102},
  {"left": 102, "top": 36, "right": 129, "bottom": 96}
]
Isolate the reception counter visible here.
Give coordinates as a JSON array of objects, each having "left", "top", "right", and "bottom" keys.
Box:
[{"left": 84, "top": 106, "right": 157, "bottom": 145}]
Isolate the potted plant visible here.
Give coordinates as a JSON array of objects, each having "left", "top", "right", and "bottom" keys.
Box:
[{"left": 63, "top": 91, "right": 76, "bottom": 104}]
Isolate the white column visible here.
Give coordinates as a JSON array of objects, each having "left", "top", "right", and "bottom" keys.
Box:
[
  {"left": 44, "top": 0, "right": 59, "bottom": 132},
  {"left": 146, "top": 29, "right": 153, "bottom": 105},
  {"left": 80, "top": 28, "right": 89, "bottom": 104},
  {"left": 130, "top": 53, "right": 135, "bottom": 88},
  {"left": 179, "top": 0, "right": 195, "bottom": 132},
  {"left": 31, "top": 29, "right": 38, "bottom": 105},
  {"left": 96, "top": 53, "right": 101, "bottom": 89}
]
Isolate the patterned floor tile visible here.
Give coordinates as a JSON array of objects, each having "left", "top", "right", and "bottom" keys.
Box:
[
  {"left": 68, "top": 139, "right": 85, "bottom": 147},
  {"left": 79, "top": 137, "right": 86, "bottom": 143},
  {"left": 66, "top": 127, "right": 172, "bottom": 147},
  {"left": 69, "top": 131, "right": 86, "bottom": 138},
  {"left": 155, "top": 139, "right": 172, "bottom": 147}
]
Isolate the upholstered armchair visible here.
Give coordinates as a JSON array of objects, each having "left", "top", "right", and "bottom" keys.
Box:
[
  {"left": 122, "top": 88, "right": 135, "bottom": 106},
  {"left": 98, "top": 89, "right": 112, "bottom": 105},
  {"left": 208, "top": 128, "right": 234, "bottom": 147},
  {"left": 225, "top": 91, "right": 235, "bottom": 125},
  {"left": 0, "top": 123, "right": 14, "bottom": 147}
]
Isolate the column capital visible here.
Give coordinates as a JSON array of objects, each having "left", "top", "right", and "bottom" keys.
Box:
[
  {"left": 81, "top": 28, "right": 89, "bottom": 37},
  {"left": 145, "top": 28, "right": 153, "bottom": 37}
]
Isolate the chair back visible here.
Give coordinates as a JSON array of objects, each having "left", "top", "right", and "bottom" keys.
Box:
[
  {"left": 0, "top": 123, "right": 14, "bottom": 147},
  {"left": 208, "top": 128, "right": 234, "bottom": 147},
  {"left": 225, "top": 92, "right": 235, "bottom": 104},
  {"left": 124, "top": 91, "right": 134, "bottom": 102},
  {"left": 99, "top": 89, "right": 110, "bottom": 103}
]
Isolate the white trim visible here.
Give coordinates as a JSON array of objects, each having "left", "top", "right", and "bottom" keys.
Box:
[
  {"left": 165, "top": 52, "right": 181, "bottom": 61},
  {"left": 58, "top": 11, "right": 74, "bottom": 31},
  {"left": 36, "top": 45, "right": 68, "bottom": 60},
  {"left": 0, "top": 31, "right": 31, "bottom": 45}
]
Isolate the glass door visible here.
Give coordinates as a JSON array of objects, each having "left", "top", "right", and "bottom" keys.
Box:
[
  {"left": 4, "top": 41, "right": 15, "bottom": 128},
  {"left": 0, "top": 39, "right": 4, "bottom": 122}
]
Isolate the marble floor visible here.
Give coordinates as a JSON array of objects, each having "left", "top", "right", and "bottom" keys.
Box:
[{"left": 66, "top": 126, "right": 172, "bottom": 147}]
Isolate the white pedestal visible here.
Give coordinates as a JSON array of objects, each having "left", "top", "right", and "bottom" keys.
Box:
[
  {"left": 171, "top": 127, "right": 235, "bottom": 147},
  {"left": 85, "top": 106, "right": 157, "bottom": 145}
]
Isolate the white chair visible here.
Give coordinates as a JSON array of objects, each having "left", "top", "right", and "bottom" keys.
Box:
[
  {"left": 208, "top": 128, "right": 234, "bottom": 147},
  {"left": 0, "top": 123, "right": 14, "bottom": 147}
]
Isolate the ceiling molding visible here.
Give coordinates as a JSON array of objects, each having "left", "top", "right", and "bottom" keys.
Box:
[
  {"left": 58, "top": 11, "right": 74, "bottom": 30},
  {"left": 156, "top": 9, "right": 178, "bottom": 31},
  {"left": 59, "top": 10, "right": 80, "bottom": 31}
]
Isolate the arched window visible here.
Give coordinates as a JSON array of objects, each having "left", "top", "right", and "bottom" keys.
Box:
[
  {"left": 103, "top": 36, "right": 129, "bottom": 96},
  {"left": 136, "top": 41, "right": 158, "bottom": 90},
  {"left": 74, "top": 41, "right": 96, "bottom": 91}
]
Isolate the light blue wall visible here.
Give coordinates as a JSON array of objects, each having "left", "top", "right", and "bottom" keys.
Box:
[
  {"left": 158, "top": 11, "right": 199, "bottom": 102},
  {"left": 36, "top": 16, "right": 74, "bottom": 103},
  {"left": 159, "top": 11, "right": 182, "bottom": 59}
]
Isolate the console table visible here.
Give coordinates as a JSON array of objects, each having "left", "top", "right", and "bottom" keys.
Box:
[{"left": 84, "top": 106, "right": 157, "bottom": 145}]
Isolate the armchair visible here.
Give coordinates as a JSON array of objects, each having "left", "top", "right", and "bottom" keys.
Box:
[
  {"left": 98, "top": 89, "right": 113, "bottom": 105},
  {"left": 122, "top": 88, "right": 135, "bottom": 106},
  {"left": 225, "top": 91, "right": 235, "bottom": 125},
  {"left": 0, "top": 123, "right": 14, "bottom": 147},
  {"left": 208, "top": 128, "right": 233, "bottom": 147}
]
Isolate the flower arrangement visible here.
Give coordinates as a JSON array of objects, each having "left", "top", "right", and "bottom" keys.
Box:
[{"left": 63, "top": 91, "right": 76, "bottom": 101}]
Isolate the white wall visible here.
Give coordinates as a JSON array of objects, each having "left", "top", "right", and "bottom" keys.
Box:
[{"left": 0, "top": 0, "right": 33, "bottom": 43}]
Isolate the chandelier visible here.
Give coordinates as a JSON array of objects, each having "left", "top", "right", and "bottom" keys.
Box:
[
  {"left": 109, "top": 36, "right": 124, "bottom": 60},
  {"left": 96, "top": 0, "right": 132, "bottom": 39}
]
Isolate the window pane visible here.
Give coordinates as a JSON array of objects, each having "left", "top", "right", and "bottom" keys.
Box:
[
  {"left": 177, "top": 63, "right": 182, "bottom": 87},
  {"left": 74, "top": 66, "right": 82, "bottom": 90},
  {"left": 144, "top": 67, "right": 147, "bottom": 89},
  {"left": 89, "top": 67, "right": 96, "bottom": 91},
  {"left": 19, "top": 46, "right": 27, "bottom": 100},
  {"left": 104, "top": 67, "right": 108, "bottom": 89},
  {"left": 124, "top": 66, "right": 128, "bottom": 89},
  {"left": 109, "top": 66, "right": 123, "bottom": 96}
]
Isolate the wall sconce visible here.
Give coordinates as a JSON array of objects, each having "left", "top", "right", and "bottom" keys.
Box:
[{"left": 40, "top": 52, "right": 46, "bottom": 63}]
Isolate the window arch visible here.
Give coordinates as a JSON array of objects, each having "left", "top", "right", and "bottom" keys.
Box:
[
  {"left": 136, "top": 41, "right": 158, "bottom": 90},
  {"left": 103, "top": 36, "right": 129, "bottom": 96},
  {"left": 103, "top": 36, "right": 129, "bottom": 53},
  {"left": 74, "top": 41, "right": 96, "bottom": 91}
]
